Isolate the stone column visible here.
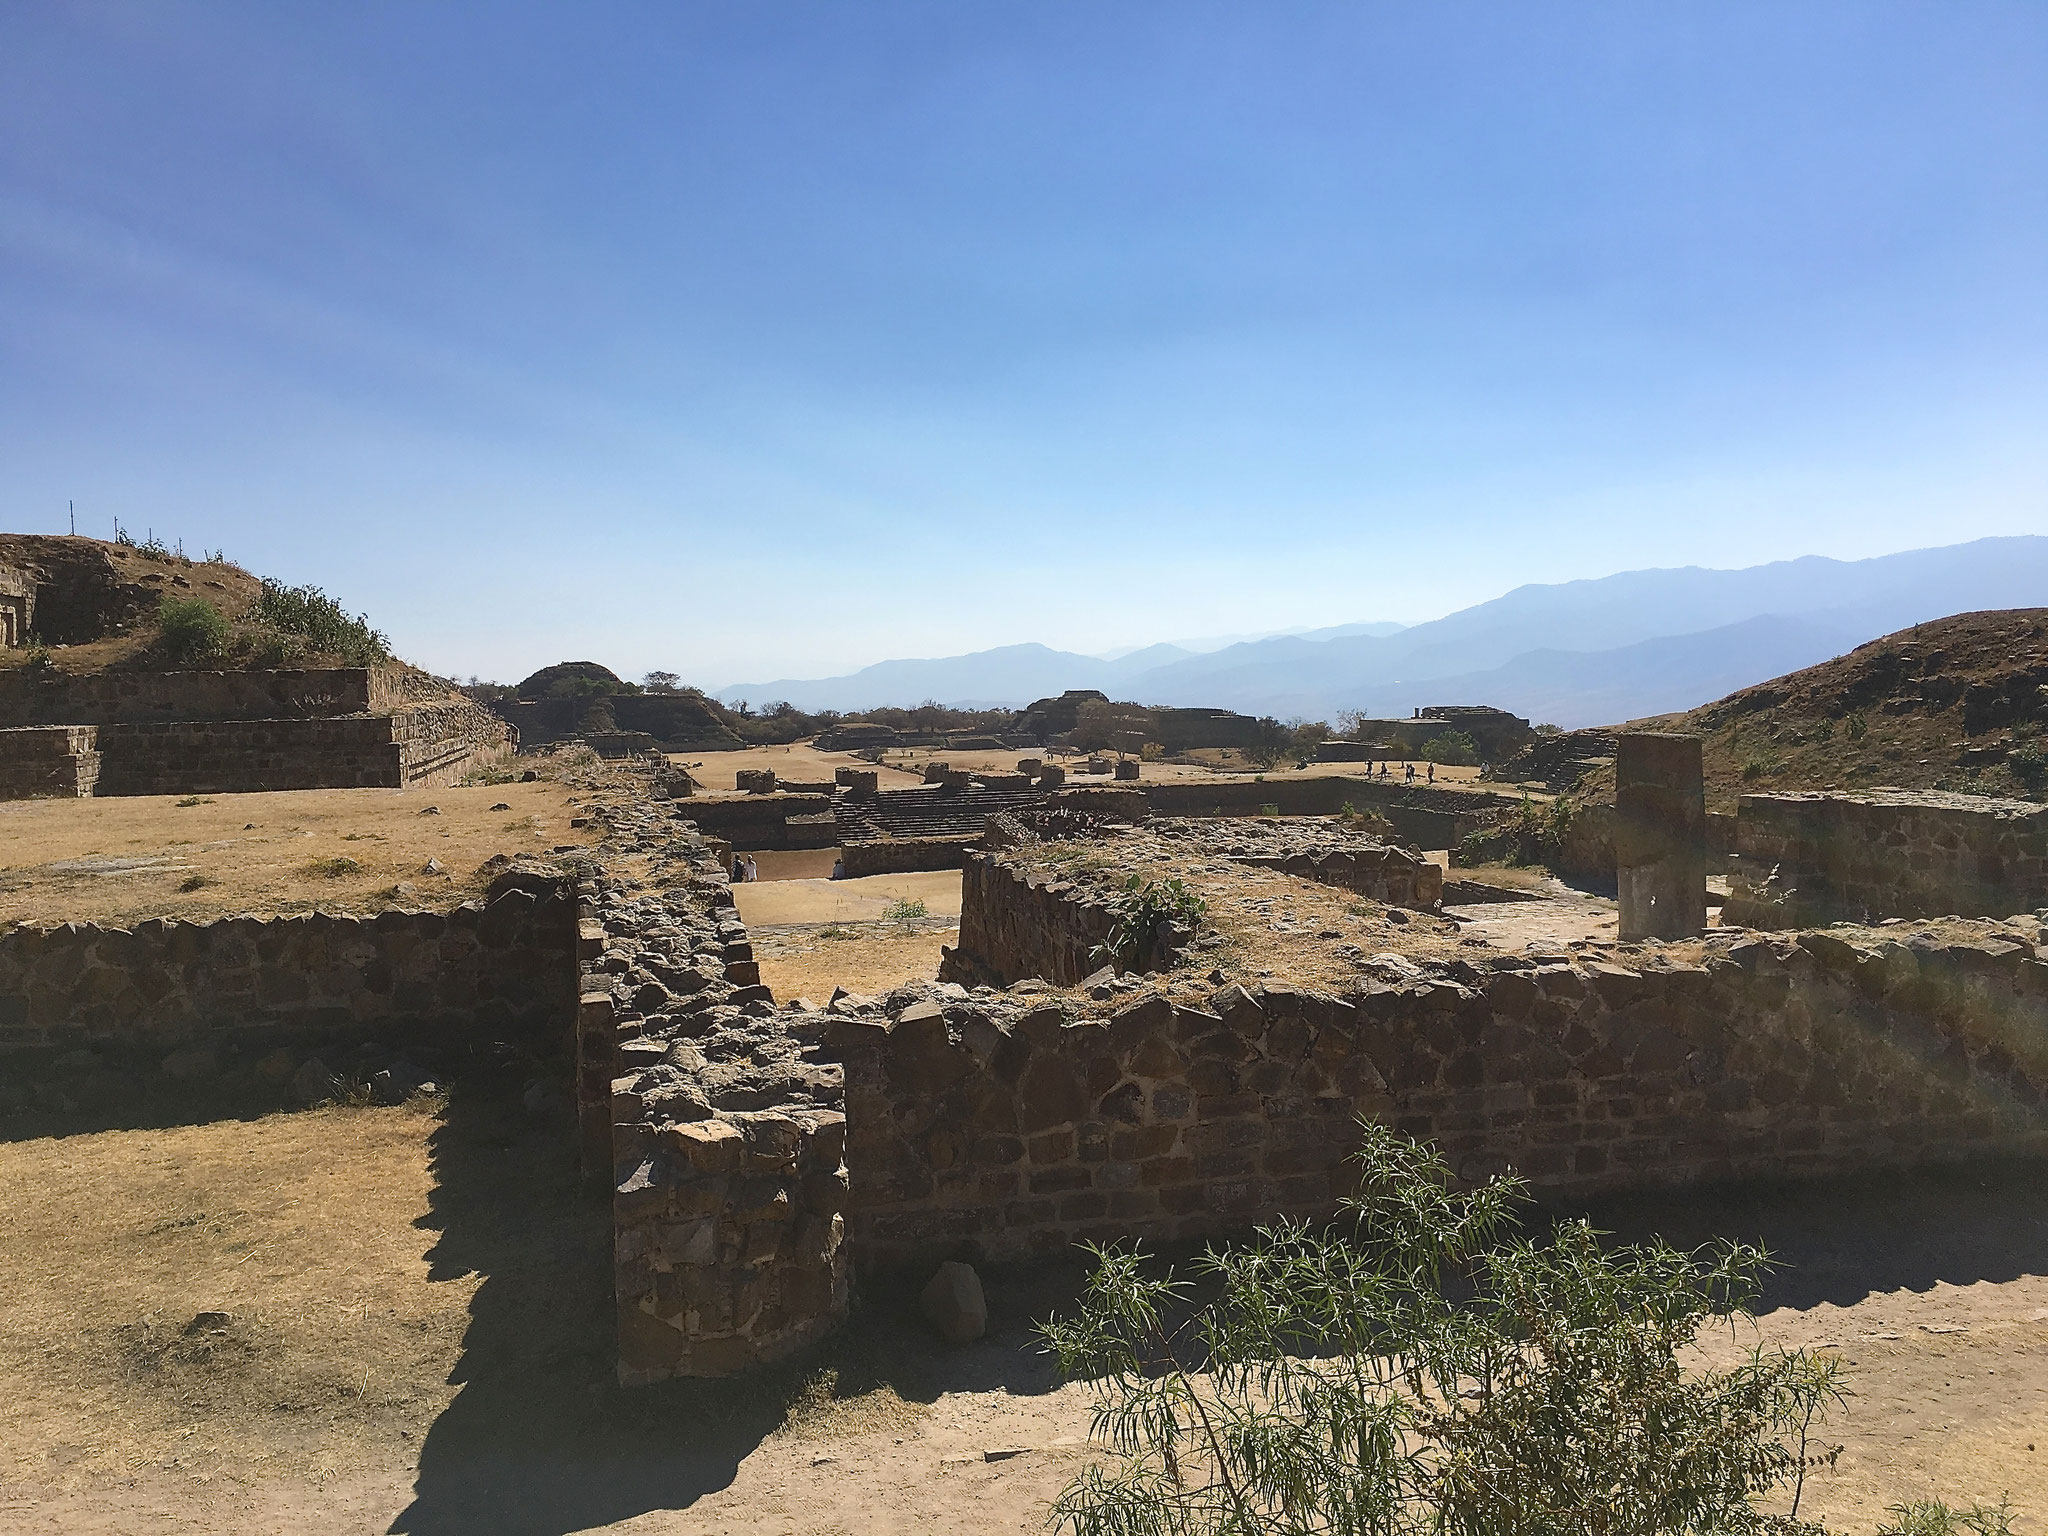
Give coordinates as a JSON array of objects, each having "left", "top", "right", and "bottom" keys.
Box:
[{"left": 1615, "top": 732, "right": 1707, "bottom": 940}]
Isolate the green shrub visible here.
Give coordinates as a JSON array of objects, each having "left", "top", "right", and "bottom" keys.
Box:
[
  {"left": 1418, "top": 729, "right": 1480, "bottom": 766},
  {"left": 1878, "top": 1499, "right": 2015, "bottom": 1536},
  {"left": 2009, "top": 741, "right": 2045, "bottom": 792},
  {"left": 251, "top": 579, "right": 390, "bottom": 666},
  {"left": 1041, "top": 1122, "right": 1843, "bottom": 1536},
  {"left": 156, "top": 596, "right": 229, "bottom": 664},
  {"left": 880, "top": 897, "right": 929, "bottom": 931},
  {"left": 1844, "top": 712, "right": 1869, "bottom": 741},
  {"left": 1091, "top": 874, "right": 1207, "bottom": 970}
]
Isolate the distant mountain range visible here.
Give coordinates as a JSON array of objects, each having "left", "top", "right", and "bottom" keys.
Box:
[{"left": 714, "top": 537, "right": 2048, "bottom": 729}]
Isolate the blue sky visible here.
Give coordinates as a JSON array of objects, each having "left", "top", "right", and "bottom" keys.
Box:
[{"left": 3, "top": 3, "right": 2043, "bottom": 686}]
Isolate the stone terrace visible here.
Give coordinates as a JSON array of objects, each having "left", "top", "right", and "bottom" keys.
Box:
[{"left": 947, "top": 815, "right": 1453, "bottom": 991}]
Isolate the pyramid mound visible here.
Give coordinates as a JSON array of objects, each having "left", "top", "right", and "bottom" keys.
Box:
[{"left": 0, "top": 535, "right": 511, "bottom": 797}]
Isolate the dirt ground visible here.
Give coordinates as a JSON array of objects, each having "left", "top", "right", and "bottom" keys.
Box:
[
  {"left": 0, "top": 780, "right": 596, "bottom": 926},
  {"left": 751, "top": 925, "right": 958, "bottom": 1003},
  {"left": 2, "top": 1085, "right": 2043, "bottom": 1535},
  {"left": 672, "top": 740, "right": 1491, "bottom": 793},
  {"left": 731, "top": 871, "right": 961, "bottom": 930},
  {"left": 734, "top": 871, "right": 963, "bottom": 1001}
]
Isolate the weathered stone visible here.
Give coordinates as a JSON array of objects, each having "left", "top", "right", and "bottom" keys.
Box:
[{"left": 919, "top": 1261, "right": 987, "bottom": 1345}]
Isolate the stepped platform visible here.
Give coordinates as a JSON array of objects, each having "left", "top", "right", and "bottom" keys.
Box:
[
  {"left": 0, "top": 667, "right": 510, "bottom": 799},
  {"left": 833, "top": 782, "right": 1047, "bottom": 875}
]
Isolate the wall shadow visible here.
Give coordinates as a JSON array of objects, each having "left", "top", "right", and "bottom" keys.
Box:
[
  {"left": 388, "top": 1074, "right": 1066, "bottom": 1536},
  {"left": 1570, "top": 1153, "right": 2048, "bottom": 1316},
  {"left": 389, "top": 1071, "right": 2048, "bottom": 1535}
]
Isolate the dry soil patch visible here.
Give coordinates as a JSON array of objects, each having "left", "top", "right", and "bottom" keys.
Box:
[
  {"left": 0, "top": 780, "right": 595, "bottom": 925},
  {"left": 2, "top": 1096, "right": 2044, "bottom": 1533}
]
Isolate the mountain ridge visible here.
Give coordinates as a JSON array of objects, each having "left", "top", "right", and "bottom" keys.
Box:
[{"left": 714, "top": 537, "right": 2048, "bottom": 727}]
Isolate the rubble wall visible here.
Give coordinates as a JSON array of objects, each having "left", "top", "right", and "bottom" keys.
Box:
[
  {"left": 838, "top": 836, "right": 969, "bottom": 878},
  {"left": 0, "top": 880, "right": 578, "bottom": 1065},
  {"left": 1143, "top": 776, "right": 1499, "bottom": 850},
  {"left": 951, "top": 852, "right": 1124, "bottom": 986},
  {"left": 666, "top": 793, "right": 840, "bottom": 851},
  {"left": 583, "top": 806, "right": 850, "bottom": 1385},
  {"left": 1728, "top": 791, "right": 2048, "bottom": 928},
  {"left": 834, "top": 929, "right": 2048, "bottom": 1273}
]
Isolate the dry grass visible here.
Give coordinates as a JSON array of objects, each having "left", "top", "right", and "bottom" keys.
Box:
[
  {"left": 731, "top": 870, "right": 962, "bottom": 929},
  {"left": 0, "top": 1099, "right": 469, "bottom": 1493},
  {"left": 0, "top": 779, "right": 597, "bottom": 926},
  {"left": 5, "top": 1088, "right": 2048, "bottom": 1530},
  {"left": 753, "top": 925, "right": 957, "bottom": 1003}
]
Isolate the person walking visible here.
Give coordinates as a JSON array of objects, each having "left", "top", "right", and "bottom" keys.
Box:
[
  {"left": 1427, "top": 762, "right": 1435, "bottom": 783},
  {"left": 743, "top": 854, "right": 759, "bottom": 882}
]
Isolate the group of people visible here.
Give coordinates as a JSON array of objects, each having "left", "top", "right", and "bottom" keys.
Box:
[
  {"left": 1371, "top": 760, "right": 1436, "bottom": 783},
  {"left": 729, "top": 853, "right": 759, "bottom": 883}
]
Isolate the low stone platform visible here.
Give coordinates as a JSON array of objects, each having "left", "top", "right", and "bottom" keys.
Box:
[
  {"left": 0, "top": 725, "right": 100, "bottom": 798},
  {"left": 0, "top": 666, "right": 510, "bottom": 799}
]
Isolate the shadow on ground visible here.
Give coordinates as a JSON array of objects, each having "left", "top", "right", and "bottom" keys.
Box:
[
  {"left": 388, "top": 1073, "right": 2048, "bottom": 1535},
  {"left": 387, "top": 1075, "right": 1071, "bottom": 1536},
  {"left": 1575, "top": 1156, "right": 2048, "bottom": 1317}
]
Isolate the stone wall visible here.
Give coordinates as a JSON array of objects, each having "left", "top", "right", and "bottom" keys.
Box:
[
  {"left": 91, "top": 702, "right": 510, "bottom": 796},
  {"left": 840, "top": 835, "right": 970, "bottom": 878},
  {"left": 671, "top": 793, "right": 840, "bottom": 851},
  {"left": 1726, "top": 790, "right": 2048, "bottom": 928},
  {"left": 0, "top": 666, "right": 403, "bottom": 727},
  {"left": 0, "top": 871, "right": 577, "bottom": 1066},
  {"left": 1143, "top": 776, "right": 1502, "bottom": 850},
  {"left": 0, "top": 724, "right": 100, "bottom": 798},
  {"left": 1229, "top": 845, "right": 1443, "bottom": 908},
  {"left": 582, "top": 802, "right": 850, "bottom": 1384},
  {"left": 831, "top": 924, "right": 2048, "bottom": 1274},
  {"left": 950, "top": 853, "right": 1130, "bottom": 987}
]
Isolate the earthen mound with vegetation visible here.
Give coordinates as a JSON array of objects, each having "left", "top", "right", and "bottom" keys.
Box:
[
  {"left": 1578, "top": 609, "right": 2048, "bottom": 812},
  {"left": 0, "top": 534, "right": 396, "bottom": 675}
]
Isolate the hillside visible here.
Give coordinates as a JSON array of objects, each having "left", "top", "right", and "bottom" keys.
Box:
[
  {"left": 1577, "top": 609, "right": 2048, "bottom": 813},
  {"left": 0, "top": 535, "right": 397, "bottom": 674}
]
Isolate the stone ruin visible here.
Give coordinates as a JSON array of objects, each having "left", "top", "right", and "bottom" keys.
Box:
[
  {"left": 0, "top": 665, "right": 511, "bottom": 798},
  {"left": 576, "top": 777, "right": 2048, "bottom": 1383},
  {"left": 1615, "top": 732, "right": 1708, "bottom": 941},
  {"left": 0, "top": 538, "right": 510, "bottom": 797},
  {"left": 11, "top": 743, "right": 2048, "bottom": 1390},
  {"left": 1726, "top": 789, "right": 2048, "bottom": 928}
]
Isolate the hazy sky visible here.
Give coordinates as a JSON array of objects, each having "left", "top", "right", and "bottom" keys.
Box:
[{"left": 3, "top": 3, "right": 2044, "bottom": 686}]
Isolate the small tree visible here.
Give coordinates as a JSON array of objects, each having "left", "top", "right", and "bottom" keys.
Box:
[
  {"left": 643, "top": 670, "right": 681, "bottom": 693},
  {"left": 1419, "top": 730, "right": 1480, "bottom": 767},
  {"left": 1041, "top": 1122, "right": 1841, "bottom": 1536},
  {"left": 1241, "top": 717, "right": 1294, "bottom": 770}
]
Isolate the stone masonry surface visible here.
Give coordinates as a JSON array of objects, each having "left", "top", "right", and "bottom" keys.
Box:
[
  {"left": 834, "top": 914, "right": 2048, "bottom": 1274},
  {"left": 0, "top": 724, "right": 100, "bottom": 798},
  {"left": 0, "top": 665, "right": 409, "bottom": 727},
  {"left": 1726, "top": 790, "right": 2048, "bottom": 929},
  {"left": 948, "top": 817, "right": 1444, "bottom": 988},
  {"left": 577, "top": 800, "right": 849, "bottom": 1385},
  {"left": 0, "top": 865, "right": 577, "bottom": 1067}
]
